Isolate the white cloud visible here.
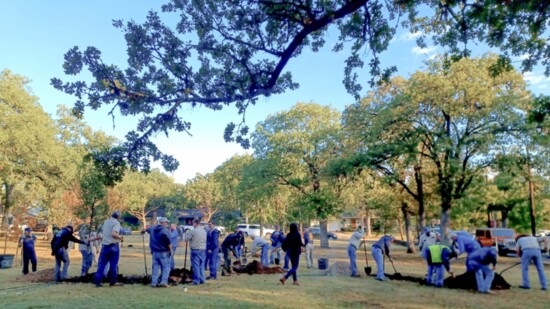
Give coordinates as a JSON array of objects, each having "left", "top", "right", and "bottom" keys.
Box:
[
  {"left": 401, "top": 31, "right": 422, "bottom": 41},
  {"left": 515, "top": 54, "right": 530, "bottom": 61},
  {"left": 411, "top": 46, "right": 437, "bottom": 55},
  {"left": 523, "top": 71, "right": 550, "bottom": 85}
]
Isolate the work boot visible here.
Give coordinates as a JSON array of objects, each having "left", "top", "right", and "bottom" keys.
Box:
[
  {"left": 157, "top": 284, "right": 169, "bottom": 288},
  {"left": 351, "top": 274, "right": 361, "bottom": 278},
  {"left": 293, "top": 281, "right": 300, "bottom": 286},
  {"left": 279, "top": 277, "right": 286, "bottom": 285},
  {"left": 110, "top": 282, "right": 124, "bottom": 287}
]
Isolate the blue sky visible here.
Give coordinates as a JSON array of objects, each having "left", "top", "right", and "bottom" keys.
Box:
[{"left": 1, "top": 1, "right": 548, "bottom": 184}]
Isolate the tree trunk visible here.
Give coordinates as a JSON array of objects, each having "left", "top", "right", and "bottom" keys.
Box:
[
  {"left": 259, "top": 216, "right": 264, "bottom": 238},
  {"left": 397, "top": 218, "right": 404, "bottom": 241},
  {"left": 440, "top": 207, "right": 452, "bottom": 245},
  {"left": 501, "top": 210, "right": 509, "bottom": 228},
  {"left": 401, "top": 202, "right": 416, "bottom": 254},
  {"left": 319, "top": 219, "right": 329, "bottom": 248},
  {"left": 1, "top": 183, "right": 15, "bottom": 229},
  {"left": 366, "top": 213, "right": 372, "bottom": 237}
]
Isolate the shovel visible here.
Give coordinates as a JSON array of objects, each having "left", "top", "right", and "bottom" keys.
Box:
[
  {"left": 389, "top": 257, "right": 402, "bottom": 278},
  {"left": 362, "top": 236, "right": 372, "bottom": 275},
  {"left": 499, "top": 262, "right": 521, "bottom": 276},
  {"left": 184, "top": 240, "right": 189, "bottom": 270},
  {"left": 141, "top": 231, "right": 149, "bottom": 276}
]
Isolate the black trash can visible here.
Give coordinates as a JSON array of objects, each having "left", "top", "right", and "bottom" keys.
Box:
[
  {"left": 318, "top": 258, "right": 329, "bottom": 270},
  {"left": 0, "top": 254, "right": 14, "bottom": 269}
]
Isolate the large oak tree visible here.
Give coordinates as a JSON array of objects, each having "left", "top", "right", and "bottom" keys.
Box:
[{"left": 52, "top": 0, "right": 549, "bottom": 170}]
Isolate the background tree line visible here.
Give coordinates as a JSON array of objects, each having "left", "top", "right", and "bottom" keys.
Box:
[{"left": 5, "top": 51, "right": 548, "bottom": 250}]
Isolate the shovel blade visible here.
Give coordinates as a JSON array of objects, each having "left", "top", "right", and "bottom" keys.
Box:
[{"left": 365, "top": 267, "right": 372, "bottom": 275}]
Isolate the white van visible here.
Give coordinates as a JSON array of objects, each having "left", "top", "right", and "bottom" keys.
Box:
[{"left": 236, "top": 224, "right": 274, "bottom": 238}]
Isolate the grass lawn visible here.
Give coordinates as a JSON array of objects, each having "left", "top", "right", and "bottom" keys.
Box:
[{"left": 1, "top": 233, "right": 549, "bottom": 309}]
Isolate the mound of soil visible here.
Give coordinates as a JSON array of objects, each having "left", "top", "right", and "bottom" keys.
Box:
[
  {"left": 63, "top": 273, "right": 151, "bottom": 285},
  {"left": 386, "top": 273, "right": 425, "bottom": 284},
  {"left": 232, "top": 260, "right": 284, "bottom": 275},
  {"left": 13, "top": 268, "right": 55, "bottom": 283},
  {"left": 168, "top": 267, "right": 193, "bottom": 284},
  {"left": 13, "top": 267, "right": 193, "bottom": 285},
  {"left": 444, "top": 270, "right": 510, "bottom": 290},
  {"left": 385, "top": 270, "right": 510, "bottom": 291}
]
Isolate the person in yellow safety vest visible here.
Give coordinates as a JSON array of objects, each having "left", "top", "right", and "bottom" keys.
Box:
[{"left": 423, "top": 244, "right": 457, "bottom": 287}]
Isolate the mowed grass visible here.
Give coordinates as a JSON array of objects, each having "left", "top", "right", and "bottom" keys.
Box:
[{"left": 1, "top": 233, "right": 549, "bottom": 309}]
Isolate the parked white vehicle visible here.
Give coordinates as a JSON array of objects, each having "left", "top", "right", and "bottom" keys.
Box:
[{"left": 237, "top": 224, "right": 274, "bottom": 238}]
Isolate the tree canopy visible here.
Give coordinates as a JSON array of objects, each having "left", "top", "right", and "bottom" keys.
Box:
[
  {"left": 52, "top": 0, "right": 550, "bottom": 171},
  {"left": 339, "top": 55, "right": 531, "bottom": 240}
]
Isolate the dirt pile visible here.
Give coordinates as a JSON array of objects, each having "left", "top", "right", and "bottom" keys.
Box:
[
  {"left": 232, "top": 260, "right": 284, "bottom": 275},
  {"left": 13, "top": 268, "right": 55, "bottom": 283},
  {"left": 385, "top": 270, "right": 510, "bottom": 291},
  {"left": 63, "top": 273, "right": 151, "bottom": 285},
  {"left": 12, "top": 267, "right": 194, "bottom": 285},
  {"left": 168, "top": 267, "right": 193, "bottom": 284},
  {"left": 386, "top": 273, "right": 425, "bottom": 284},
  {"left": 444, "top": 270, "right": 511, "bottom": 290}
]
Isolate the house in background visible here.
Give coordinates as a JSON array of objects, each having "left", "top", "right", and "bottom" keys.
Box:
[
  {"left": 310, "top": 210, "right": 378, "bottom": 235},
  {"left": 143, "top": 208, "right": 204, "bottom": 226}
]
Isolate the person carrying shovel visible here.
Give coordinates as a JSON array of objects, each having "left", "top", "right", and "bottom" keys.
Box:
[
  {"left": 516, "top": 234, "right": 548, "bottom": 291},
  {"left": 423, "top": 244, "right": 456, "bottom": 287},
  {"left": 371, "top": 235, "right": 395, "bottom": 281},
  {"left": 18, "top": 227, "right": 37, "bottom": 275},
  {"left": 348, "top": 226, "right": 365, "bottom": 278}
]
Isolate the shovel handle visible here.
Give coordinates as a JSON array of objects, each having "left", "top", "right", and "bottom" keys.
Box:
[
  {"left": 499, "top": 262, "right": 521, "bottom": 276},
  {"left": 362, "top": 236, "right": 369, "bottom": 266},
  {"left": 389, "top": 257, "right": 398, "bottom": 274}
]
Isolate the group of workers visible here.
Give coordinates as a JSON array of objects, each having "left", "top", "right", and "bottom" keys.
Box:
[
  {"left": 16, "top": 218, "right": 548, "bottom": 293},
  {"left": 349, "top": 226, "right": 547, "bottom": 294}
]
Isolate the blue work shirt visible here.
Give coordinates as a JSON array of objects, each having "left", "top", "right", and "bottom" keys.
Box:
[
  {"left": 455, "top": 235, "right": 481, "bottom": 255},
  {"left": 373, "top": 235, "right": 393, "bottom": 256},
  {"left": 149, "top": 225, "right": 171, "bottom": 253},
  {"left": 304, "top": 232, "right": 311, "bottom": 246},
  {"left": 52, "top": 228, "right": 85, "bottom": 252},
  {"left": 221, "top": 233, "right": 241, "bottom": 249},
  {"left": 169, "top": 228, "right": 179, "bottom": 248},
  {"left": 207, "top": 228, "right": 220, "bottom": 251},
  {"left": 20, "top": 234, "right": 36, "bottom": 251},
  {"left": 468, "top": 247, "right": 497, "bottom": 266},
  {"left": 270, "top": 231, "right": 283, "bottom": 247}
]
